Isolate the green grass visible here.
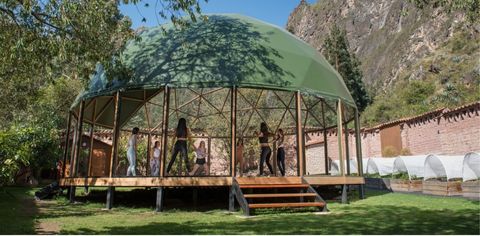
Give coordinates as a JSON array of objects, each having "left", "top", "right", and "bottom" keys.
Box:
[{"left": 0, "top": 187, "right": 479, "bottom": 234}]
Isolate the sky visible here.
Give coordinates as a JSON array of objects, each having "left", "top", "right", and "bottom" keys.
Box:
[{"left": 120, "top": 0, "right": 317, "bottom": 29}]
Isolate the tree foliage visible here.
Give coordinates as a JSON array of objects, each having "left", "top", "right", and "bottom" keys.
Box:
[
  {"left": 0, "top": 0, "right": 205, "bottom": 185},
  {"left": 323, "top": 24, "right": 371, "bottom": 112}
]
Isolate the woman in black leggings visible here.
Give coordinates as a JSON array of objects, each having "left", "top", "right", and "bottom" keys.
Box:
[
  {"left": 166, "top": 118, "right": 190, "bottom": 175},
  {"left": 275, "top": 129, "right": 286, "bottom": 176},
  {"left": 255, "top": 122, "right": 274, "bottom": 176}
]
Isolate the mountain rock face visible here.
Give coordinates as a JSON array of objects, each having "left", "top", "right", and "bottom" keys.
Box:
[{"left": 286, "top": 0, "right": 469, "bottom": 90}]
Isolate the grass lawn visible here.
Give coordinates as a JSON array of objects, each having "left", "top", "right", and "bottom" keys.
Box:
[{"left": 0, "top": 187, "right": 479, "bottom": 234}]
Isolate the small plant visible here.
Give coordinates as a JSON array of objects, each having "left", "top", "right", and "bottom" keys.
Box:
[
  {"left": 392, "top": 172, "right": 410, "bottom": 180},
  {"left": 400, "top": 148, "right": 412, "bottom": 155},
  {"left": 382, "top": 146, "right": 399, "bottom": 157}
]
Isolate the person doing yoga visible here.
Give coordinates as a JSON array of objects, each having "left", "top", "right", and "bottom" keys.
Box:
[
  {"left": 275, "top": 129, "right": 286, "bottom": 176},
  {"left": 254, "top": 122, "right": 274, "bottom": 176},
  {"left": 166, "top": 118, "right": 190, "bottom": 175},
  {"left": 126, "top": 127, "right": 139, "bottom": 176}
]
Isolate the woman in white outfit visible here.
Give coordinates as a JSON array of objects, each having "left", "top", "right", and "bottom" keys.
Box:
[
  {"left": 150, "top": 141, "right": 161, "bottom": 176},
  {"left": 126, "top": 127, "right": 139, "bottom": 176}
]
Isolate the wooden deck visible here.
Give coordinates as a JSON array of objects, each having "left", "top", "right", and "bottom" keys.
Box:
[{"left": 59, "top": 176, "right": 364, "bottom": 187}]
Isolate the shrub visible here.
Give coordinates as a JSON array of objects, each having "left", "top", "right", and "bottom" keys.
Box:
[
  {"left": 382, "top": 146, "right": 399, "bottom": 157},
  {"left": 400, "top": 148, "right": 412, "bottom": 155}
]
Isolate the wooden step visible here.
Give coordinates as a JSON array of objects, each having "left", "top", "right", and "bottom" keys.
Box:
[
  {"left": 249, "top": 202, "right": 325, "bottom": 209},
  {"left": 235, "top": 177, "right": 302, "bottom": 185},
  {"left": 244, "top": 193, "right": 317, "bottom": 198},
  {"left": 239, "top": 184, "right": 310, "bottom": 189}
]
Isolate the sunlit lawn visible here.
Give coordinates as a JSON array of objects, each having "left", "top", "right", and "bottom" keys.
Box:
[{"left": 1, "top": 186, "right": 479, "bottom": 234}]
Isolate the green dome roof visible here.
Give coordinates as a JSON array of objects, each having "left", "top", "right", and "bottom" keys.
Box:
[{"left": 76, "top": 14, "right": 354, "bottom": 107}]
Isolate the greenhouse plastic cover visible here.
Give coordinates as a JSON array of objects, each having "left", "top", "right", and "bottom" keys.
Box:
[
  {"left": 392, "top": 155, "right": 427, "bottom": 180},
  {"left": 462, "top": 152, "right": 480, "bottom": 182},
  {"left": 424, "top": 155, "right": 464, "bottom": 181},
  {"left": 366, "top": 157, "right": 395, "bottom": 176},
  {"left": 330, "top": 159, "right": 358, "bottom": 175}
]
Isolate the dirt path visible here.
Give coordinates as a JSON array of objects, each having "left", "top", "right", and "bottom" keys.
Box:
[{"left": 34, "top": 200, "right": 60, "bottom": 235}]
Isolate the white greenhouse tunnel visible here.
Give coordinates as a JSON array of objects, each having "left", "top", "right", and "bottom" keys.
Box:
[
  {"left": 462, "top": 152, "right": 480, "bottom": 182},
  {"left": 330, "top": 159, "right": 358, "bottom": 175},
  {"left": 424, "top": 154, "right": 464, "bottom": 181},
  {"left": 392, "top": 155, "right": 427, "bottom": 180},
  {"left": 366, "top": 157, "right": 395, "bottom": 176}
]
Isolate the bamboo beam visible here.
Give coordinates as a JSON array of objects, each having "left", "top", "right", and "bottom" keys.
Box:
[
  {"left": 109, "top": 92, "right": 121, "bottom": 178},
  {"left": 93, "top": 97, "right": 113, "bottom": 123},
  {"left": 337, "top": 100, "right": 345, "bottom": 176},
  {"left": 87, "top": 99, "right": 97, "bottom": 177},
  {"left": 321, "top": 101, "right": 329, "bottom": 175},
  {"left": 62, "top": 112, "right": 72, "bottom": 178},
  {"left": 295, "top": 91, "right": 305, "bottom": 176},
  {"left": 72, "top": 101, "right": 85, "bottom": 177},
  {"left": 160, "top": 87, "right": 170, "bottom": 177},
  {"left": 230, "top": 87, "right": 237, "bottom": 177}
]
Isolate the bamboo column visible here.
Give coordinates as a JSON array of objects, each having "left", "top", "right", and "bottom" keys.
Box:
[
  {"left": 61, "top": 112, "right": 72, "bottom": 178},
  {"left": 107, "top": 92, "right": 121, "bottom": 210},
  {"left": 87, "top": 99, "right": 97, "bottom": 177},
  {"left": 160, "top": 86, "right": 170, "bottom": 177},
  {"left": 354, "top": 108, "right": 365, "bottom": 199},
  {"left": 343, "top": 104, "right": 351, "bottom": 175},
  {"left": 109, "top": 92, "right": 121, "bottom": 178},
  {"left": 321, "top": 101, "right": 329, "bottom": 175},
  {"left": 336, "top": 100, "right": 345, "bottom": 176},
  {"left": 295, "top": 91, "right": 305, "bottom": 176},
  {"left": 230, "top": 86, "right": 237, "bottom": 177},
  {"left": 72, "top": 101, "right": 85, "bottom": 177}
]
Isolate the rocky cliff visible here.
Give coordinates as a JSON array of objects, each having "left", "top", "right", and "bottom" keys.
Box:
[{"left": 286, "top": 0, "right": 473, "bottom": 91}]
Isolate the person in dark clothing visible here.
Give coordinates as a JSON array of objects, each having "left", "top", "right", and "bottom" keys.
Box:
[
  {"left": 275, "top": 129, "right": 286, "bottom": 176},
  {"left": 254, "top": 122, "right": 274, "bottom": 176},
  {"left": 166, "top": 118, "right": 190, "bottom": 175}
]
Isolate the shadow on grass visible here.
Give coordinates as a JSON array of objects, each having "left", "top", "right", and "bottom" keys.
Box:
[
  {"left": 72, "top": 187, "right": 231, "bottom": 212},
  {"left": 0, "top": 187, "right": 37, "bottom": 234},
  {"left": 58, "top": 203, "right": 479, "bottom": 235}
]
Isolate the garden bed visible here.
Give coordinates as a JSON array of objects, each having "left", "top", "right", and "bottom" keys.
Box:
[
  {"left": 461, "top": 181, "right": 479, "bottom": 200},
  {"left": 390, "top": 179, "right": 423, "bottom": 193},
  {"left": 423, "top": 180, "right": 462, "bottom": 196}
]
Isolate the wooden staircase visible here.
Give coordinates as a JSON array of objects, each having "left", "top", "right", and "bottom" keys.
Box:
[{"left": 231, "top": 177, "right": 327, "bottom": 216}]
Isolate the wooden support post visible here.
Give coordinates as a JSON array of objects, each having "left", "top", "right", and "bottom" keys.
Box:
[
  {"left": 68, "top": 118, "right": 78, "bottom": 178},
  {"left": 69, "top": 186, "right": 76, "bottom": 203},
  {"left": 354, "top": 108, "right": 365, "bottom": 199},
  {"left": 73, "top": 101, "right": 85, "bottom": 177},
  {"left": 62, "top": 112, "right": 72, "bottom": 178},
  {"left": 160, "top": 87, "right": 170, "bottom": 177},
  {"left": 343, "top": 104, "right": 351, "bottom": 175},
  {"left": 207, "top": 137, "right": 211, "bottom": 176},
  {"left": 230, "top": 87, "right": 237, "bottom": 177},
  {"left": 87, "top": 99, "right": 97, "bottom": 177},
  {"left": 155, "top": 187, "right": 164, "bottom": 212},
  {"left": 106, "top": 186, "right": 115, "bottom": 209},
  {"left": 295, "top": 91, "right": 305, "bottom": 176},
  {"left": 321, "top": 101, "right": 329, "bottom": 175},
  {"left": 229, "top": 186, "right": 235, "bottom": 212},
  {"left": 192, "top": 188, "right": 198, "bottom": 209},
  {"left": 337, "top": 100, "right": 345, "bottom": 176},
  {"left": 109, "top": 92, "right": 121, "bottom": 178},
  {"left": 272, "top": 142, "right": 277, "bottom": 176},
  {"left": 341, "top": 184, "right": 348, "bottom": 204},
  {"left": 146, "top": 133, "right": 151, "bottom": 176}
]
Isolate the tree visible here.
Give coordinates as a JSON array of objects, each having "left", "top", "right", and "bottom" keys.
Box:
[
  {"left": 0, "top": 0, "right": 206, "bottom": 184},
  {"left": 323, "top": 24, "right": 371, "bottom": 112}
]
